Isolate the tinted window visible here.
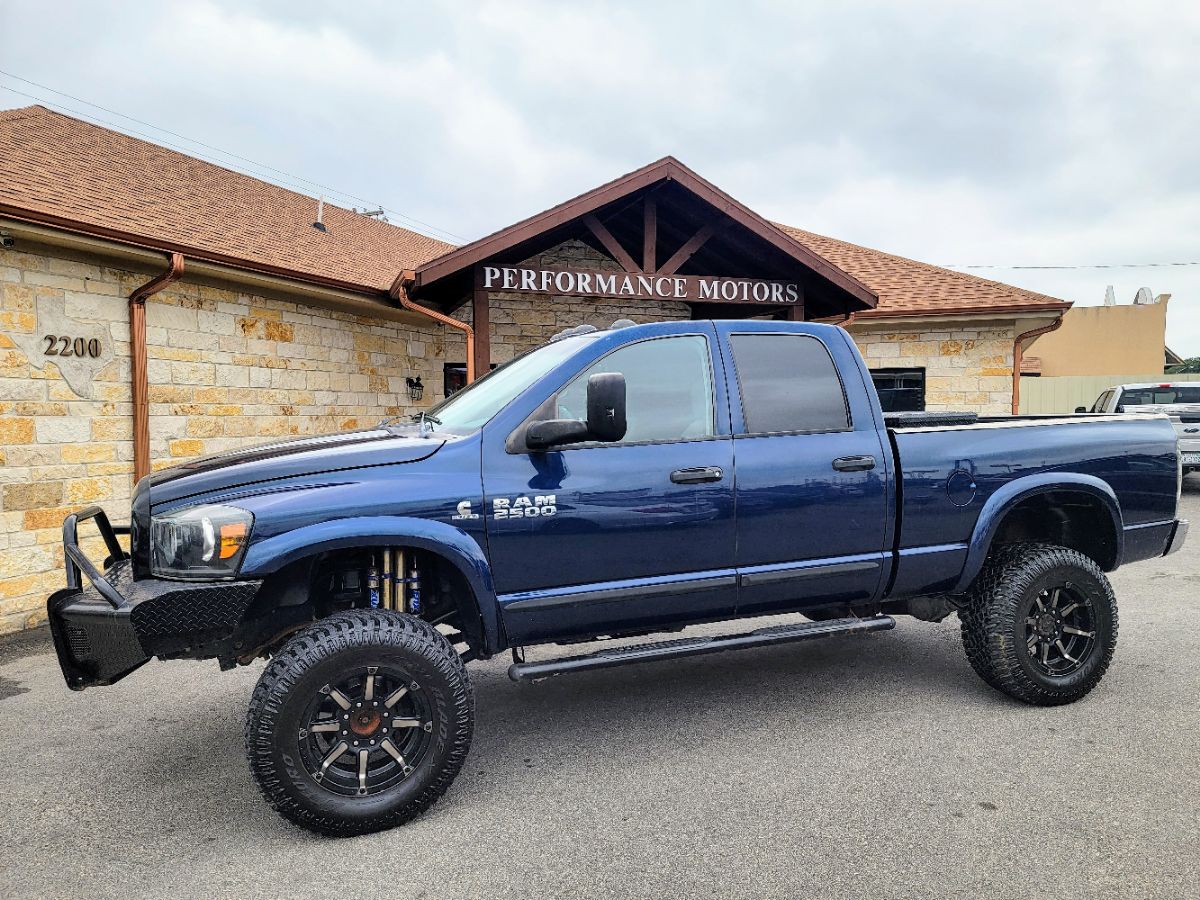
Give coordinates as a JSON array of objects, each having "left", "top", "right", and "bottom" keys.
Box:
[
  {"left": 556, "top": 335, "right": 715, "bottom": 443},
  {"left": 1118, "top": 386, "right": 1200, "bottom": 406},
  {"left": 1091, "top": 390, "right": 1112, "bottom": 412},
  {"left": 871, "top": 367, "right": 925, "bottom": 412},
  {"left": 730, "top": 333, "right": 849, "bottom": 433}
]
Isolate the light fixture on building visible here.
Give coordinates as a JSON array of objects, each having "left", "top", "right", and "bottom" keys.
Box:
[{"left": 405, "top": 376, "right": 424, "bottom": 402}]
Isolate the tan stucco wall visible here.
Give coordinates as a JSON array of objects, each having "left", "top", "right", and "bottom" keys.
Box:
[
  {"left": 849, "top": 322, "right": 1017, "bottom": 414},
  {"left": 1026, "top": 302, "right": 1167, "bottom": 377}
]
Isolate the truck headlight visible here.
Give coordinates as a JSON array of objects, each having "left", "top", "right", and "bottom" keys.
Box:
[{"left": 150, "top": 504, "right": 253, "bottom": 579}]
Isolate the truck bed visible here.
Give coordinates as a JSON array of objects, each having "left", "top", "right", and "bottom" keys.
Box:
[{"left": 885, "top": 413, "right": 1179, "bottom": 599}]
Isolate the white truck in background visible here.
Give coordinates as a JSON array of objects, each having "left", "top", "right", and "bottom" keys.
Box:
[{"left": 1079, "top": 382, "right": 1200, "bottom": 473}]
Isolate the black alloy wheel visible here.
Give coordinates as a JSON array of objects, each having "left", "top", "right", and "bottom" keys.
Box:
[
  {"left": 1022, "top": 583, "right": 1097, "bottom": 677},
  {"left": 246, "top": 610, "right": 473, "bottom": 836},
  {"left": 298, "top": 666, "right": 434, "bottom": 798},
  {"left": 960, "top": 543, "right": 1118, "bottom": 706}
]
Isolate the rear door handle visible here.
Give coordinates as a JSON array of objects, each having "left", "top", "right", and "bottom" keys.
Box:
[
  {"left": 671, "top": 466, "right": 724, "bottom": 484},
  {"left": 832, "top": 455, "right": 876, "bottom": 472}
]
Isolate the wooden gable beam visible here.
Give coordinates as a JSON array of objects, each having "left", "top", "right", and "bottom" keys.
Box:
[
  {"left": 643, "top": 196, "right": 657, "bottom": 274},
  {"left": 584, "top": 213, "right": 641, "bottom": 273},
  {"left": 656, "top": 223, "right": 717, "bottom": 277}
]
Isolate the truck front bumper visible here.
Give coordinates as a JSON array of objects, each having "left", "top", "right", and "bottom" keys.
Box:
[{"left": 46, "top": 505, "right": 262, "bottom": 691}]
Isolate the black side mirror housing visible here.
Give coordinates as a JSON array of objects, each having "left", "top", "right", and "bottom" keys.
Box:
[
  {"left": 585, "top": 372, "right": 627, "bottom": 442},
  {"left": 524, "top": 372, "right": 628, "bottom": 450},
  {"left": 525, "top": 418, "right": 590, "bottom": 450},
  {"left": 1075, "top": 406, "right": 1087, "bottom": 414}
]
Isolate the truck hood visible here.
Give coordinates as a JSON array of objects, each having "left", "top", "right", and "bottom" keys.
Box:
[{"left": 146, "top": 429, "right": 445, "bottom": 508}]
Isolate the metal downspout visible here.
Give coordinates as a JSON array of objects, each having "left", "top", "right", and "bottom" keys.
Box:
[
  {"left": 1011, "top": 317, "right": 1063, "bottom": 414},
  {"left": 129, "top": 253, "right": 185, "bottom": 481},
  {"left": 388, "top": 272, "right": 477, "bottom": 382}
]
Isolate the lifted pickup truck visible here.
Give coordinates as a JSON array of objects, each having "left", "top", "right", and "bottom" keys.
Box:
[{"left": 47, "top": 319, "right": 1186, "bottom": 835}]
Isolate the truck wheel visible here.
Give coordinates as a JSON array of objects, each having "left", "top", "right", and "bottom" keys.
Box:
[
  {"left": 245, "top": 610, "right": 473, "bottom": 836},
  {"left": 959, "top": 543, "right": 1118, "bottom": 706}
]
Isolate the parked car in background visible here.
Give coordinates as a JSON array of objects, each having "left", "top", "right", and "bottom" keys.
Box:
[{"left": 1079, "top": 383, "right": 1200, "bottom": 473}]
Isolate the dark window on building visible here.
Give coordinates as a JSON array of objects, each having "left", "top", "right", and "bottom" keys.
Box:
[
  {"left": 443, "top": 362, "right": 496, "bottom": 397},
  {"left": 729, "top": 333, "right": 850, "bottom": 434},
  {"left": 870, "top": 367, "right": 926, "bottom": 412}
]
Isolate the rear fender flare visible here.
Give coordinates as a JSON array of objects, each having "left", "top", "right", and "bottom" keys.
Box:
[
  {"left": 954, "top": 473, "right": 1123, "bottom": 593},
  {"left": 239, "top": 516, "right": 500, "bottom": 656}
]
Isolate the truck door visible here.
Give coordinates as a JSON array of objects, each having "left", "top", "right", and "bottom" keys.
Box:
[
  {"left": 720, "top": 324, "right": 891, "bottom": 616},
  {"left": 483, "top": 328, "right": 736, "bottom": 645}
]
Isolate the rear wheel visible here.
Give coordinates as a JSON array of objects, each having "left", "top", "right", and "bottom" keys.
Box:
[
  {"left": 245, "top": 610, "right": 473, "bottom": 835},
  {"left": 959, "top": 543, "right": 1118, "bottom": 706}
]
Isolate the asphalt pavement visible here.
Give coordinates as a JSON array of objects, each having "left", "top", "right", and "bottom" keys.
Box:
[{"left": 2, "top": 488, "right": 1198, "bottom": 899}]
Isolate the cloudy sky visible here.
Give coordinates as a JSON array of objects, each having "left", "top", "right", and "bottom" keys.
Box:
[{"left": 2, "top": 1, "right": 1198, "bottom": 351}]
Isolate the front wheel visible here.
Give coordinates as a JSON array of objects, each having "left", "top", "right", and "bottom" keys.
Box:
[
  {"left": 959, "top": 543, "right": 1118, "bottom": 706},
  {"left": 245, "top": 610, "right": 473, "bottom": 836}
]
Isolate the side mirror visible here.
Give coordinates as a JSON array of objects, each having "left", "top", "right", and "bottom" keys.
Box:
[
  {"left": 585, "top": 372, "right": 627, "bottom": 442},
  {"left": 524, "top": 372, "right": 628, "bottom": 450},
  {"left": 1075, "top": 406, "right": 1087, "bottom": 414},
  {"left": 525, "top": 418, "right": 590, "bottom": 450},
  {"left": 1115, "top": 405, "right": 1125, "bottom": 414}
]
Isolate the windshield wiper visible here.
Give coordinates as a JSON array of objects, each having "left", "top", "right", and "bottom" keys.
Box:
[{"left": 376, "top": 411, "right": 442, "bottom": 434}]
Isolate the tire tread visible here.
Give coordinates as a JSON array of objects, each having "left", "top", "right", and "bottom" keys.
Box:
[{"left": 244, "top": 610, "right": 473, "bottom": 836}]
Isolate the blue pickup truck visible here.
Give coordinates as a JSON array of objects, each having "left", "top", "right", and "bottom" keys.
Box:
[{"left": 47, "top": 319, "right": 1186, "bottom": 835}]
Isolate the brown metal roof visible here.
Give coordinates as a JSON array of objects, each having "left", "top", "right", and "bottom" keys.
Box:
[
  {"left": 0, "top": 106, "right": 452, "bottom": 293},
  {"left": 0, "top": 105, "right": 1069, "bottom": 318}
]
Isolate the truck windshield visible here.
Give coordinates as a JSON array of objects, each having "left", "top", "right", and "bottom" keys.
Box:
[
  {"left": 1119, "top": 386, "right": 1200, "bottom": 406},
  {"left": 422, "top": 335, "right": 596, "bottom": 432}
]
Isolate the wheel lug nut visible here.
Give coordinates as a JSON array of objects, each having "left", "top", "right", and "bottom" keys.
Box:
[
  {"left": 353, "top": 740, "right": 359, "bottom": 746},
  {"left": 355, "top": 702, "right": 362, "bottom": 708}
]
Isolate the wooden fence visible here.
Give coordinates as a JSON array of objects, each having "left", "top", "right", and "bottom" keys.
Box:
[{"left": 1018, "top": 373, "right": 1200, "bottom": 414}]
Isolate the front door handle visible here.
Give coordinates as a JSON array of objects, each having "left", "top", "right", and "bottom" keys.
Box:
[
  {"left": 671, "top": 466, "right": 724, "bottom": 484},
  {"left": 832, "top": 455, "right": 876, "bottom": 472}
]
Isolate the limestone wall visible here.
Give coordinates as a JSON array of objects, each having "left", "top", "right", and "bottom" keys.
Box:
[
  {"left": 848, "top": 322, "right": 1016, "bottom": 414},
  {"left": 482, "top": 241, "right": 692, "bottom": 363},
  {"left": 0, "top": 242, "right": 459, "bottom": 634}
]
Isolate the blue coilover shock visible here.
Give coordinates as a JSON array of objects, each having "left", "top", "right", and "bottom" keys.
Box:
[
  {"left": 407, "top": 565, "right": 421, "bottom": 614},
  {"left": 367, "top": 560, "right": 380, "bottom": 609}
]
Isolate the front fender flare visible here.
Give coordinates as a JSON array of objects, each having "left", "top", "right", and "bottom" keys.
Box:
[
  {"left": 953, "top": 472, "right": 1123, "bottom": 593},
  {"left": 240, "top": 516, "right": 500, "bottom": 656}
]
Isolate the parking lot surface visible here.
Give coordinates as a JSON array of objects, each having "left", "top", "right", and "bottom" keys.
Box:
[{"left": 2, "top": 489, "right": 1198, "bottom": 899}]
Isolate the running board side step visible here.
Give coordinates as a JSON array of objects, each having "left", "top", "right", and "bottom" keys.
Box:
[{"left": 507, "top": 615, "right": 896, "bottom": 682}]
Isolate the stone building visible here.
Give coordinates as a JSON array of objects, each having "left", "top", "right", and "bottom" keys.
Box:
[{"left": 0, "top": 105, "right": 1070, "bottom": 633}]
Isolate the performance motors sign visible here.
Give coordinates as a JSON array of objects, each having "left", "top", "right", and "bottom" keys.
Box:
[{"left": 480, "top": 266, "right": 801, "bottom": 305}]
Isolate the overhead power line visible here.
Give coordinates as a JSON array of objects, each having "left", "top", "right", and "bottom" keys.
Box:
[
  {"left": 0, "top": 72, "right": 466, "bottom": 243},
  {"left": 946, "top": 261, "right": 1200, "bottom": 271}
]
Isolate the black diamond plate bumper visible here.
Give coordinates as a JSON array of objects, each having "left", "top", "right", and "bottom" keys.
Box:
[{"left": 47, "top": 506, "right": 263, "bottom": 690}]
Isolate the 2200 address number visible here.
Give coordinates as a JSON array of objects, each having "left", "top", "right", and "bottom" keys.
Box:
[{"left": 43, "top": 335, "right": 102, "bottom": 358}]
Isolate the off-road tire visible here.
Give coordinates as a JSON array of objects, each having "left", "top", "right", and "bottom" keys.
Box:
[
  {"left": 959, "top": 543, "right": 1118, "bottom": 706},
  {"left": 245, "top": 610, "right": 473, "bottom": 836}
]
